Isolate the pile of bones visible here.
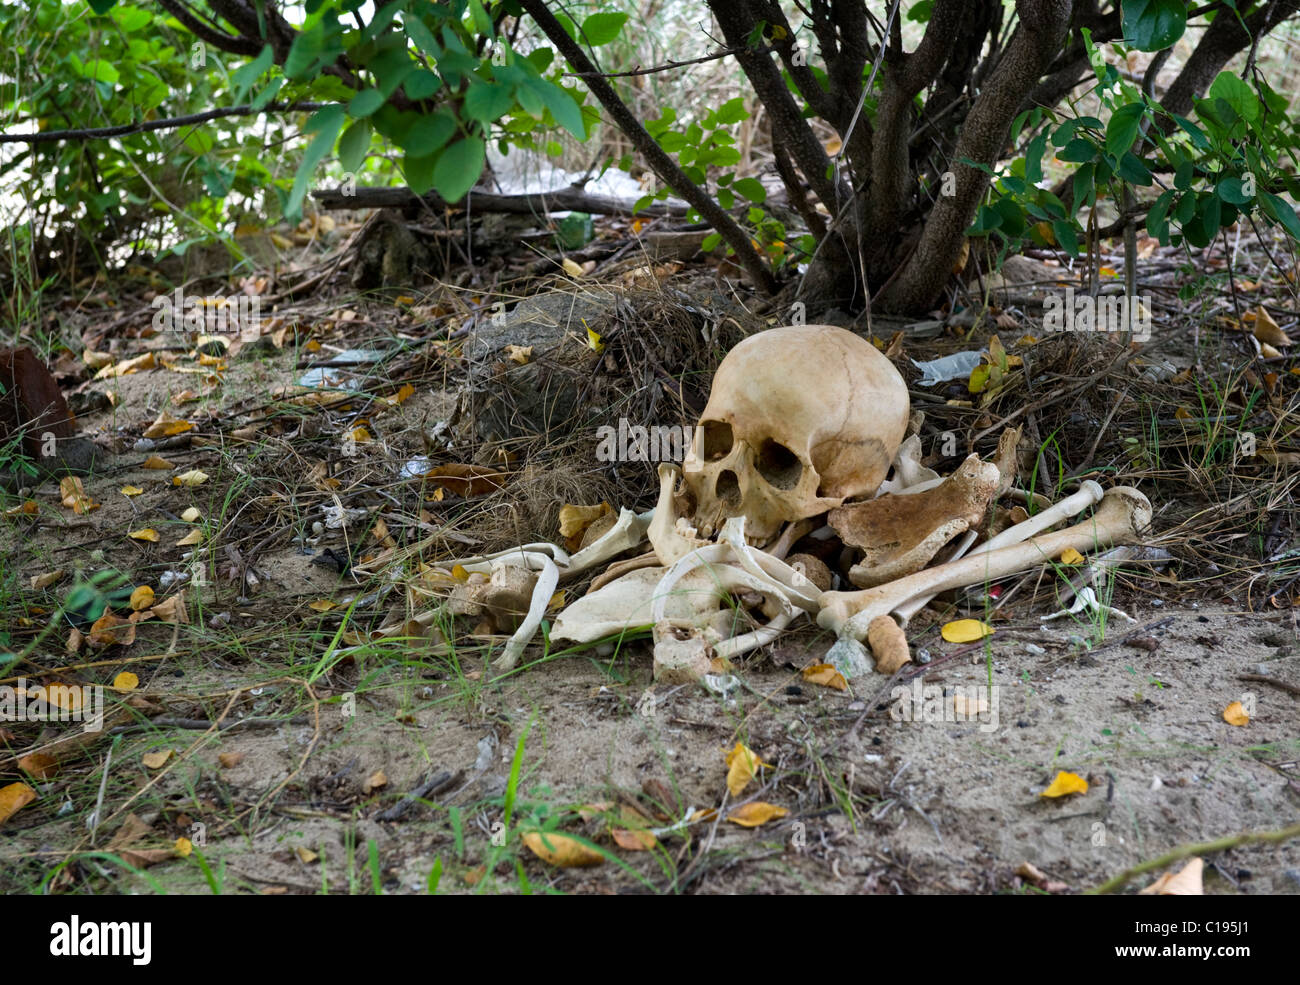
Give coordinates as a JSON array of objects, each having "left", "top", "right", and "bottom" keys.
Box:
[{"left": 356, "top": 324, "right": 1153, "bottom": 683}]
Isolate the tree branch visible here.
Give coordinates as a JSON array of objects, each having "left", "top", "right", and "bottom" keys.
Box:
[
  {"left": 516, "top": 0, "right": 777, "bottom": 293},
  {"left": 0, "top": 101, "right": 328, "bottom": 144}
]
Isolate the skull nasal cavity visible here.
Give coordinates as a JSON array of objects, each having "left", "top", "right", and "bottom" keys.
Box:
[
  {"left": 756, "top": 440, "right": 802, "bottom": 489},
  {"left": 702, "top": 420, "right": 733, "bottom": 461},
  {"left": 715, "top": 470, "right": 742, "bottom": 508}
]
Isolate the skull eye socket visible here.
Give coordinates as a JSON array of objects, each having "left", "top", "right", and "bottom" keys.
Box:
[
  {"left": 701, "top": 420, "right": 733, "bottom": 461},
  {"left": 755, "top": 440, "right": 802, "bottom": 489}
]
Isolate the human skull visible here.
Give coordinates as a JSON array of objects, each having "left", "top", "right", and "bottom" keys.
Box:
[{"left": 680, "top": 324, "right": 909, "bottom": 542}]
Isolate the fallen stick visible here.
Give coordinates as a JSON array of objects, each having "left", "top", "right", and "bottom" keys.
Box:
[{"left": 312, "top": 184, "right": 688, "bottom": 217}]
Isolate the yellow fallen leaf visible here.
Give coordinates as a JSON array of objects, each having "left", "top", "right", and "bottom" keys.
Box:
[
  {"left": 175, "top": 529, "right": 204, "bottom": 546},
  {"left": 1060, "top": 548, "right": 1085, "bottom": 565},
  {"left": 30, "top": 570, "right": 64, "bottom": 590},
  {"left": 350, "top": 426, "right": 372, "bottom": 444},
  {"left": 4, "top": 500, "right": 39, "bottom": 517},
  {"left": 142, "top": 749, "right": 172, "bottom": 769},
  {"left": 941, "top": 619, "right": 994, "bottom": 643},
  {"left": 1040, "top": 771, "right": 1089, "bottom": 798},
  {"left": 295, "top": 846, "right": 319, "bottom": 863},
  {"left": 141, "top": 455, "right": 174, "bottom": 469},
  {"left": 1223, "top": 701, "right": 1249, "bottom": 726},
  {"left": 180, "top": 507, "right": 202, "bottom": 522},
  {"left": 584, "top": 319, "right": 604, "bottom": 353},
  {"left": 59, "top": 476, "right": 99, "bottom": 514},
  {"left": 174, "top": 837, "right": 193, "bottom": 858},
  {"left": 802, "top": 663, "right": 848, "bottom": 690},
  {"left": 128, "top": 528, "right": 161, "bottom": 543},
  {"left": 521, "top": 831, "right": 604, "bottom": 867},
  {"left": 129, "top": 585, "right": 155, "bottom": 610},
  {"left": 363, "top": 769, "right": 388, "bottom": 795},
  {"left": 173, "top": 470, "right": 209, "bottom": 487},
  {"left": 143, "top": 411, "right": 195, "bottom": 439},
  {"left": 726, "top": 802, "right": 790, "bottom": 827},
  {"left": 308, "top": 599, "right": 338, "bottom": 612},
  {"left": 1175, "top": 406, "right": 1194, "bottom": 420},
  {"left": 120, "top": 485, "right": 144, "bottom": 497},
  {"left": 1139, "top": 857, "right": 1204, "bottom": 895},
  {"left": 557, "top": 502, "right": 612, "bottom": 540},
  {"left": 83, "top": 349, "right": 114, "bottom": 369},
  {"left": 95, "top": 351, "right": 156, "bottom": 380},
  {"left": 561, "top": 257, "right": 584, "bottom": 278},
  {"left": 0, "top": 782, "right": 37, "bottom": 825},
  {"left": 113, "top": 672, "right": 140, "bottom": 691},
  {"left": 725, "top": 742, "right": 768, "bottom": 797},
  {"left": 394, "top": 383, "right": 415, "bottom": 403}
]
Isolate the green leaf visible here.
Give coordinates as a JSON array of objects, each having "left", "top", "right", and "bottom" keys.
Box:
[
  {"left": 406, "top": 110, "right": 457, "bottom": 156},
  {"left": 468, "top": 0, "right": 494, "bottom": 36},
  {"left": 1058, "top": 138, "right": 1097, "bottom": 164},
  {"left": 405, "top": 17, "right": 441, "bottom": 58},
  {"left": 1261, "top": 192, "right": 1300, "bottom": 241},
  {"left": 701, "top": 232, "right": 723, "bottom": 251},
  {"left": 1207, "top": 71, "right": 1259, "bottom": 122},
  {"left": 287, "top": 105, "right": 346, "bottom": 220},
  {"left": 528, "top": 79, "right": 586, "bottom": 138},
  {"left": 285, "top": 27, "right": 326, "bottom": 81},
  {"left": 433, "top": 136, "right": 486, "bottom": 203},
  {"left": 348, "top": 89, "right": 386, "bottom": 118},
  {"left": 232, "top": 45, "right": 274, "bottom": 104},
  {"left": 1122, "top": 0, "right": 1186, "bottom": 52},
  {"left": 1171, "top": 114, "right": 1210, "bottom": 151},
  {"left": 714, "top": 98, "right": 749, "bottom": 125},
  {"left": 1025, "top": 131, "right": 1048, "bottom": 186},
  {"left": 338, "top": 120, "right": 371, "bottom": 173},
  {"left": 579, "top": 12, "right": 629, "bottom": 46},
  {"left": 1174, "top": 160, "right": 1194, "bottom": 191},
  {"left": 732, "top": 177, "right": 766, "bottom": 204},
  {"left": 1052, "top": 219, "right": 1080, "bottom": 256},
  {"left": 1105, "top": 102, "right": 1145, "bottom": 157},
  {"left": 1215, "top": 176, "right": 1252, "bottom": 205},
  {"left": 1117, "top": 152, "right": 1152, "bottom": 186},
  {"left": 405, "top": 152, "right": 438, "bottom": 196},
  {"left": 464, "top": 81, "right": 514, "bottom": 123},
  {"left": 404, "top": 70, "right": 441, "bottom": 101},
  {"left": 87, "top": 0, "right": 117, "bottom": 13}
]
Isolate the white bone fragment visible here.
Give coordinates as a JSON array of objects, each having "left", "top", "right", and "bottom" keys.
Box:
[
  {"left": 818, "top": 487, "right": 1151, "bottom": 641},
  {"left": 1041, "top": 586, "right": 1136, "bottom": 624},
  {"left": 561, "top": 507, "right": 652, "bottom": 579},
  {"left": 492, "top": 553, "right": 559, "bottom": 670}
]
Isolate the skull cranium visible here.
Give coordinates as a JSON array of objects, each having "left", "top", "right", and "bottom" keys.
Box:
[{"left": 680, "top": 324, "right": 909, "bottom": 542}]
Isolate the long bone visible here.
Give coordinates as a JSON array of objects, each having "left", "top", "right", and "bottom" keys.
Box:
[
  {"left": 818, "top": 487, "right": 1151, "bottom": 641},
  {"left": 891, "top": 480, "right": 1105, "bottom": 625}
]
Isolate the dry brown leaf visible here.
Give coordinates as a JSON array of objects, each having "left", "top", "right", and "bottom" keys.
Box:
[
  {"left": 141, "top": 749, "right": 173, "bottom": 769},
  {"left": 218, "top": 752, "right": 244, "bottom": 769},
  {"left": 30, "top": 570, "right": 64, "bottom": 590},
  {"left": 140, "top": 454, "right": 174, "bottom": 469},
  {"left": 1139, "top": 857, "right": 1204, "bottom": 895},
  {"left": 424, "top": 464, "right": 506, "bottom": 497},
  {"left": 18, "top": 752, "right": 59, "bottom": 780},
  {"left": 175, "top": 529, "right": 203, "bottom": 546},
  {"left": 611, "top": 828, "right": 657, "bottom": 851},
  {"left": 95, "top": 351, "right": 156, "bottom": 380},
  {"left": 1252, "top": 307, "right": 1293, "bottom": 347}
]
